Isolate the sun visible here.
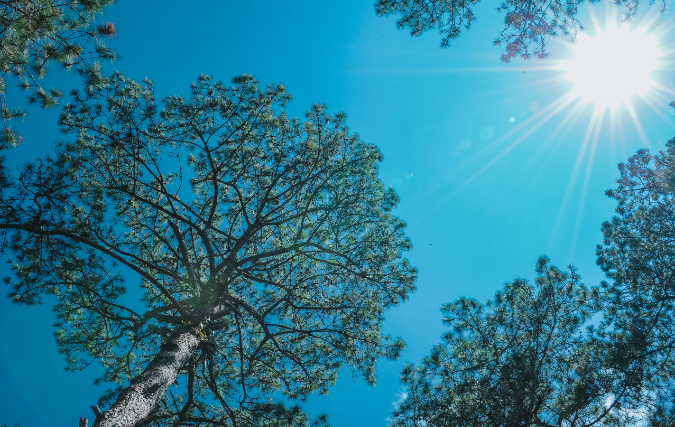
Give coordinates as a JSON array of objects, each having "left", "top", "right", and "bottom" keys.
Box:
[{"left": 563, "top": 22, "right": 661, "bottom": 108}]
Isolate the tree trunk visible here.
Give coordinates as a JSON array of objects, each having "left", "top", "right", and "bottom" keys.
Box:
[{"left": 92, "top": 328, "right": 201, "bottom": 427}]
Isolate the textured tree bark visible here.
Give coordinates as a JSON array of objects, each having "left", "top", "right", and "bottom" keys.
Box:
[{"left": 92, "top": 329, "right": 201, "bottom": 427}]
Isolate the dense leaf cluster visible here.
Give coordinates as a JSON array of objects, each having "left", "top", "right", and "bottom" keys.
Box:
[
  {"left": 0, "top": 0, "right": 116, "bottom": 147},
  {"left": 391, "top": 258, "right": 624, "bottom": 427},
  {"left": 596, "top": 139, "right": 675, "bottom": 423},
  {"left": 1, "top": 73, "right": 417, "bottom": 425},
  {"left": 375, "top": 0, "right": 659, "bottom": 61},
  {"left": 392, "top": 141, "right": 675, "bottom": 426}
]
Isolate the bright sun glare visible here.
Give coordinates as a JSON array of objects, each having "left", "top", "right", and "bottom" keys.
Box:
[{"left": 564, "top": 22, "right": 661, "bottom": 108}]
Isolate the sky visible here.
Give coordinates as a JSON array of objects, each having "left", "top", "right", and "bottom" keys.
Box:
[{"left": 1, "top": 1, "right": 675, "bottom": 426}]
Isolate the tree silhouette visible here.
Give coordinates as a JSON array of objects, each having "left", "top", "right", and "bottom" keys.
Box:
[
  {"left": 1, "top": 73, "right": 417, "bottom": 426},
  {"left": 596, "top": 139, "right": 675, "bottom": 425},
  {"left": 390, "top": 257, "right": 651, "bottom": 427}
]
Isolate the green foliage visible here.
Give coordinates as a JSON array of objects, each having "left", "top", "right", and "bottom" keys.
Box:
[
  {"left": 389, "top": 257, "right": 641, "bottom": 427},
  {"left": 1, "top": 73, "right": 417, "bottom": 425},
  {"left": 596, "top": 138, "right": 675, "bottom": 424},
  {"left": 375, "top": 0, "right": 662, "bottom": 61},
  {"left": 394, "top": 140, "right": 675, "bottom": 427},
  {"left": 223, "top": 403, "right": 329, "bottom": 427},
  {"left": 0, "top": 0, "right": 116, "bottom": 143}
]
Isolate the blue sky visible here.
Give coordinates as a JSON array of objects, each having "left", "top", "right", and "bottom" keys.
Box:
[{"left": 1, "top": 1, "right": 675, "bottom": 426}]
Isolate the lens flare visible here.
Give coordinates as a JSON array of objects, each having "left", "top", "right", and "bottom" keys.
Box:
[{"left": 563, "top": 22, "right": 661, "bottom": 108}]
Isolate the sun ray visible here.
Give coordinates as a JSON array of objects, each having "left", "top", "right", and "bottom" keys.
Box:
[
  {"left": 651, "top": 81, "right": 675, "bottom": 98},
  {"left": 585, "top": 3, "right": 603, "bottom": 34},
  {"left": 569, "top": 108, "right": 605, "bottom": 260},
  {"left": 407, "top": 8, "right": 670, "bottom": 240},
  {"left": 410, "top": 90, "right": 578, "bottom": 219},
  {"left": 546, "top": 108, "right": 603, "bottom": 253},
  {"left": 652, "top": 96, "right": 675, "bottom": 112},
  {"left": 625, "top": 101, "right": 651, "bottom": 148},
  {"left": 508, "top": 104, "right": 589, "bottom": 198},
  {"left": 608, "top": 105, "right": 619, "bottom": 162},
  {"left": 644, "top": 6, "right": 675, "bottom": 41},
  {"left": 426, "top": 93, "right": 573, "bottom": 193},
  {"left": 449, "top": 95, "right": 577, "bottom": 196},
  {"left": 524, "top": 102, "right": 590, "bottom": 180},
  {"left": 608, "top": 102, "right": 623, "bottom": 166},
  {"left": 616, "top": 106, "right": 630, "bottom": 162},
  {"left": 638, "top": 95, "right": 675, "bottom": 130}
]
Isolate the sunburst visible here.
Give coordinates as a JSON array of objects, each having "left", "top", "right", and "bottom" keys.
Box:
[
  {"left": 398, "top": 4, "right": 675, "bottom": 265},
  {"left": 562, "top": 21, "right": 662, "bottom": 109}
]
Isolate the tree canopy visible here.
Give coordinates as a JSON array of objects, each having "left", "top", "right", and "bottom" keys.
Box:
[
  {"left": 596, "top": 139, "right": 675, "bottom": 424},
  {"left": 0, "top": 0, "right": 116, "bottom": 147},
  {"left": 375, "top": 0, "right": 662, "bottom": 61},
  {"left": 0, "top": 73, "right": 417, "bottom": 426},
  {"left": 391, "top": 141, "right": 675, "bottom": 427},
  {"left": 390, "top": 257, "right": 626, "bottom": 427},
  {"left": 2, "top": 3, "right": 674, "bottom": 427}
]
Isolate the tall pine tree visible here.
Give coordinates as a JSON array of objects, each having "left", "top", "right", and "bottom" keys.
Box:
[
  {"left": 0, "top": 73, "right": 417, "bottom": 426},
  {"left": 596, "top": 140, "right": 675, "bottom": 424},
  {"left": 392, "top": 141, "right": 675, "bottom": 427},
  {"left": 388, "top": 258, "right": 638, "bottom": 427}
]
